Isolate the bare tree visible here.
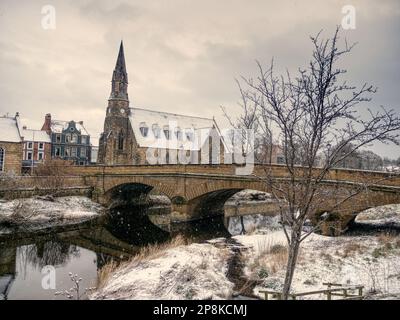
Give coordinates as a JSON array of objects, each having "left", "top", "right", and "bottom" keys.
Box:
[{"left": 238, "top": 27, "right": 400, "bottom": 299}]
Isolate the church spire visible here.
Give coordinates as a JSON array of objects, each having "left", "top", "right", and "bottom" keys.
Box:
[{"left": 110, "top": 40, "right": 128, "bottom": 100}]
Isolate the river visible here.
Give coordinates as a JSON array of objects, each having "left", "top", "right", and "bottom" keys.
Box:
[{"left": 0, "top": 204, "right": 230, "bottom": 300}]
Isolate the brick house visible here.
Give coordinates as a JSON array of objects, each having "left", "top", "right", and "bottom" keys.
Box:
[
  {"left": 0, "top": 113, "right": 23, "bottom": 174},
  {"left": 21, "top": 127, "right": 51, "bottom": 173},
  {"left": 41, "top": 114, "right": 92, "bottom": 165},
  {"left": 98, "top": 41, "right": 227, "bottom": 165}
]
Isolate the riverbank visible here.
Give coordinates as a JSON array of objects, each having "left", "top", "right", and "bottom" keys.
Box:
[
  {"left": 0, "top": 196, "right": 105, "bottom": 239},
  {"left": 92, "top": 204, "right": 400, "bottom": 300}
]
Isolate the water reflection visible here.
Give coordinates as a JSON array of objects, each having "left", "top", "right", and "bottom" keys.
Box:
[{"left": 0, "top": 204, "right": 230, "bottom": 300}]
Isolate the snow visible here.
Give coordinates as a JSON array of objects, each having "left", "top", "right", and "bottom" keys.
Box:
[
  {"left": 21, "top": 129, "right": 51, "bottom": 143},
  {"left": 0, "top": 116, "right": 22, "bottom": 142},
  {"left": 91, "top": 243, "right": 233, "bottom": 300},
  {"left": 50, "top": 120, "right": 89, "bottom": 135},
  {"left": 0, "top": 196, "right": 103, "bottom": 235},
  {"left": 129, "top": 107, "right": 222, "bottom": 151},
  {"left": 356, "top": 204, "right": 400, "bottom": 226}
]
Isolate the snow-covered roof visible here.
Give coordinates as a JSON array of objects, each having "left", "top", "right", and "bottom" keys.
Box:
[
  {"left": 50, "top": 120, "right": 90, "bottom": 135},
  {"left": 129, "top": 107, "right": 224, "bottom": 151},
  {"left": 0, "top": 116, "right": 22, "bottom": 143},
  {"left": 21, "top": 129, "right": 51, "bottom": 143}
]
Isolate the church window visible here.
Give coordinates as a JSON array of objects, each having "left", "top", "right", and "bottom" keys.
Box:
[
  {"left": 152, "top": 124, "right": 161, "bottom": 139},
  {"left": 118, "top": 131, "right": 124, "bottom": 150},
  {"left": 139, "top": 122, "right": 149, "bottom": 137}
]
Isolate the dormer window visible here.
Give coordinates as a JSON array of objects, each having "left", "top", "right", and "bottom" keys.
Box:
[
  {"left": 185, "top": 129, "right": 194, "bottom": 141},
  {"left": 139, "top": 122, "right": 149, "bottom": 137},
  {"left": 163, "top": 126, "right": 171, "bottom": 140},
  {"left": 175, "top": 127, "right": 182, "bottom": 140},
  {"left": 152, "top": 124, "right": 161, "bottom": 139}
]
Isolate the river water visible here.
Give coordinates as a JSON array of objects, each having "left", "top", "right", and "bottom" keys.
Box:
[{"left": 0, "top": 205, "right": 230, "bottom": 300}]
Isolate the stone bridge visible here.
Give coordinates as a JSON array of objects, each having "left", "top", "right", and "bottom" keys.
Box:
[
  {"left": 72, "top": 164, "right": 400, "bottom": 234},
  {"left": 2, "top": 164, "right": 400, "bottom": 235}
]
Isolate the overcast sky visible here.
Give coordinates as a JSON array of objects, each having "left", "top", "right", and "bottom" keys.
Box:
[{"left": 0, "top": 0, "right": 399, "bottom": 158}]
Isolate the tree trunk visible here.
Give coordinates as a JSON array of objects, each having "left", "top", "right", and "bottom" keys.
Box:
[{"left": 282, "top": 226, "right": 301, "bottom": 299}]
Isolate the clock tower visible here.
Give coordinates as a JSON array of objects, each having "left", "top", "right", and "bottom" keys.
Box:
[{"left": 98, "top": 41, "right": 136, "bottom": 165}]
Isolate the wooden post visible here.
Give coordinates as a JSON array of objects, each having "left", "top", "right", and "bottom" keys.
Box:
[{"left": 326, "top": 291, "right": 332, "bottom": 300}]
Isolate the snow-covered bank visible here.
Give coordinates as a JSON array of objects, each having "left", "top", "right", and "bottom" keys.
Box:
[
  {"left": 0, "top": 196, "right": 104, "bottom": 235},
  {"left": 91, "top": 203, "right": 400, "bottom": 300},
  {"left": 92, "top": 241, "right": 233, "bottom": 300},
  {"left": 233, "top": 230, "right": 400, "bottom": 299}
]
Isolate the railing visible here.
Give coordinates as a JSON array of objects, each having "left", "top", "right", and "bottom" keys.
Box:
[{"left": 259, "top": 283, "right": 364, "bottom": 300}]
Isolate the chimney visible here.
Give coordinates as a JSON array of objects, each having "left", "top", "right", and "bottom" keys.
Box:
[{"left": 41, "top": 113, "right": 52, "bottom": 134}]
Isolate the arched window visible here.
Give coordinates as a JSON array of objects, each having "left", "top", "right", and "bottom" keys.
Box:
[
  {"left": 139, "top": 122, "right": 149, "bottom": 137},
  {"left": 152, "top": 124, "right": 161, "bottom": 139},
  {"left": 0, "top": 147, "right": 4, "bottom": 172},
  {"left": 163, "top": 125, "right": 171, "bottom": 140},
  {"left": 175, "top": 127, "right": 182, "bottom": 140},
  {"left": 118, "top": 131, "right": 124, "bottom": 150}
]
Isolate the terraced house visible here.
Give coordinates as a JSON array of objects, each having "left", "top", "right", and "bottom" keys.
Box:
[{"left": 41, "top": 113, "right": 92, "bottom": 165}]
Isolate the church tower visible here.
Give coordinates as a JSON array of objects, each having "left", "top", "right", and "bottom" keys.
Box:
[{"left": 98, "top": 41, "right": 135, "bottom": 165}]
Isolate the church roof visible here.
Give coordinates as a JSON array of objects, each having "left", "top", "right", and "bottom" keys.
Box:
[{"left": 129, "top": 107, "right": 226, "bottom": 151}]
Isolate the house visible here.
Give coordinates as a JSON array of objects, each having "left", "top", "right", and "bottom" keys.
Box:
[
  {"left": 21, "top": 127, "right": 51, "bottom": 173},
  {"left": 41, "top": 114, "right": 92, "bottom": 165},
  {"left": 98, "top": 41, "right": 226, "bottom": 165},
  {"left": 0, "top": 113, "right": 23, "bottom": 174}
]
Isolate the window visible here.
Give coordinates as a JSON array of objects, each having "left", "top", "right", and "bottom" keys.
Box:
[
  {"left": 152, "top": 124, "right": 160, "bottom": 139},
  {"left": 65, "top": 147, "right": 70, "bottom": 157},
  {"left": 81, "top": 136, "right": 87, "bottom": 144},
  {"left": 27, "top": 151, "right": 33, "bottom": 160},
  {"left": 277, "top": 156, "right": 285, "bottom": 164},
  {"left": 139, "top": 122, "right": 149, "bottom": 137},
  {"left": 163, "top": 126, "right": 171, "bottom": 140},
  {"left": 38, "top": 142, "right": 44, "bottom": 150},
  {"left": 65, "top": 134, "right": 71, "bottom": 143},
  {"left": 175, "top": 127, "right": 182, "bottom": 140},
  {"left": 0, "top": 147, "right": 4, "bottom": 172},
  {"left": 71, "top": 134, "right": 78, "bottom": 143},
  {"left": 55, "top": 147, "right": 61, "bottom": 157},
  {"left": 185, "top": 129, "right": 194, "bottom": 141},
  {"left": 38, "top": 152, "right": 44, "bottom": 161},
  {"left": 118, "top": 131, "right": 124, "bottom": 150},
  {"left": 80, "top": 147, "right": 86, "bottom": 157},
  {"left": 27, "top": 142, "right": 33, "bottom": 149},
  {"left": 71, "top": 147, "right": 77, "bottom": 157}
]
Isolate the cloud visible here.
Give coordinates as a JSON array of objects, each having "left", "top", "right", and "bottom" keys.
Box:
[{"left": 0, "top": 0, "right": 398, "bottom": 157}]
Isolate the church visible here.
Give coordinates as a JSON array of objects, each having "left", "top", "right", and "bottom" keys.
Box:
[{"left": 98, "top": 42, "right": 227, "bottom": 166}]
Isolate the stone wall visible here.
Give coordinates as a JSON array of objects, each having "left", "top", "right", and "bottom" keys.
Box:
[{"left": 0, "top": 141, "right": 22, "bottom": 174}]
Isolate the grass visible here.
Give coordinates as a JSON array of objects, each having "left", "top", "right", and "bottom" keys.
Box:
[
  {"left": 97, "top": 235, "right": 188, "bottom": 289},
  {"left": 250, "top": 237, "right": 289, "bottom": 277}
]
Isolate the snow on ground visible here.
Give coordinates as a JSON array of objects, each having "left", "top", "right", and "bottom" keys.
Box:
[
  {"left": 356, "top": 204, "right": 400, "bottom": 226},
  {"left": 234, "top": 231, "right": 400, "bottom": 299},
  {"left": 0, "top": 196, "right": 104, "bottom": 234},
  {"left": 91, "top": 242, "right": 233, "bottom": 300}
]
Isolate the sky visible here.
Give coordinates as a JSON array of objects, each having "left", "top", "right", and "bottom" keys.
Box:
[{"left": 0, "top": 0, "right": 399, "bottom": 158}]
